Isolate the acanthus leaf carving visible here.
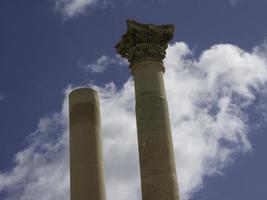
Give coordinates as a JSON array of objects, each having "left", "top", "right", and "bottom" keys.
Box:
[{"left": 115, "top": 19, "right": 175, "bottom": 68}]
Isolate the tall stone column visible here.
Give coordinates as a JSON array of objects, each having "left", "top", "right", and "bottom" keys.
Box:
[
  {"left": 69, "top": 88, "right": 106, "bottom": 200},
  {"left": 116, "top": 20, "right": 179, "bottom": 200}
]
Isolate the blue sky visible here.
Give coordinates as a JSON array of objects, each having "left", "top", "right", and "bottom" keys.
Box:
[{"left": 0, "top": 0, "right": 267, "bottom": 199}]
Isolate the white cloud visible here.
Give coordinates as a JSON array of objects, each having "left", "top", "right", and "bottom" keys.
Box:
[
  {"left": 53, "top": 0, "right": 251, "bottom": 18},
  {"left": 1, "top": 41, "right": 267, "bottom": 200},
  {"left": 253, "top": 39, "right": 267, "bottom": 61},
  {"left": 54, "top": 0, "right": 98, "bottom": 18},
  {"left": 0, "top": 96, "right": 70, "bottom": 200},
  {"left": 164, "top": 42, "right": 267, "bottom": 198},
  {"left": 82, "top": 54, "right": 128, "bottom": 73}
]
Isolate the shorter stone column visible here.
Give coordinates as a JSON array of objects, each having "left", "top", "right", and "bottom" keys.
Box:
[{"left": 69, "top": 88, "right": 106, "bottom": 200}]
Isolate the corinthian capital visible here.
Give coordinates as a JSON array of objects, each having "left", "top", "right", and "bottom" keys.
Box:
[{"left": 115, "top": 19, "right": 175, "bottom": 68}]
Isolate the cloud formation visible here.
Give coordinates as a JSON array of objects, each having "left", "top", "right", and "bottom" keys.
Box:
[
  {"left": 82, "top": 54, "right": 127, "bottom": 73},
  {"left": 54, "top": 0, "right": 98, "bottom": 18},
  {"left": 53, "top": 0, "right": 252, "bottom": 18},
  {"left": 1, "top": 42, "right": 267, "bottom": 200}
]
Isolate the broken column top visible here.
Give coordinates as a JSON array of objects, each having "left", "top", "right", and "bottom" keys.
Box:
[{"left": 115, "top": 19, "right": 175, "bottom": 68}]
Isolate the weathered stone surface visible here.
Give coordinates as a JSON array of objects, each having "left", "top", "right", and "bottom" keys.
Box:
[
  {"left": 116, "top": 20, "right": 179, "bottom": 200},
  {"left": 69, "top": 88, "right": 106, "bottom": 200},
  {"left": 115, "top": 19, "right": 175, "bottom": 69}
]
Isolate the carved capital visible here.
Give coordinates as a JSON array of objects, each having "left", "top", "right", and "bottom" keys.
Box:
[{"left": 115, "top": 20, "right": 175, "bottom": 69}]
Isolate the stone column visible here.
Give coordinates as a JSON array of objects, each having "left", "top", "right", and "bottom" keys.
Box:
[
  {"left": 69, "top": 88, "right": 106, "bottom": 200},
  {"left": 116, "top": 20, "right": 179, "bottom": 200}
]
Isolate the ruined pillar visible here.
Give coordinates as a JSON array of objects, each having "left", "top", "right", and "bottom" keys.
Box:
[
  {"left": 116, "top": 20, "right": 179, "bottom": 200},
  {"left": 69, "top": 88, "right": 106, "bottom": 200}
]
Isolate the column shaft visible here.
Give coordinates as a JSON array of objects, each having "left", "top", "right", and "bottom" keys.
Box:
[
  {"left": 133, "top": 63, "right": 179, "bottom": 200},
  {"left": 69, "top": 88, "right": 106, "bottom": 200}
]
